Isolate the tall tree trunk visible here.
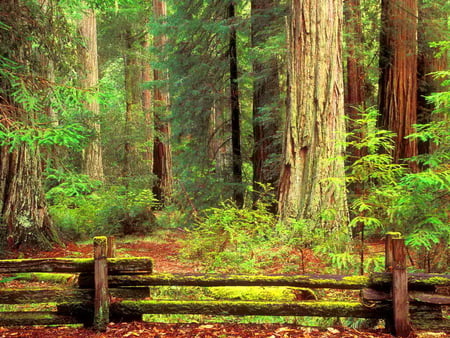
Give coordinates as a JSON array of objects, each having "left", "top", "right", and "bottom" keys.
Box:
[
  {"left": 278, "top": 0, "right": 348, "bottom": 229},
  {"left": 78, "top": 8, "right": 104, "bottom": 181},
  {"left": 344, "top": 0, "right": 366, "bottom": 165},
  {"left": 152, "top": 0, "right": 173, "bottom": 205},
  {"left": 0, "top": 0, "right": 60, "bottom": 249},
  {"left": 123, "top": 29, "right": 142, "bottom": 180},
  {"left": 142, "top": 34, "right": 153, "bottom": 166},
  {"left": 379, "top": 0, "right": 418, "bottom": 165},
  {"left": 228, "top": 1, "right": 244, "bottom": 208},
  {"left": 417, "top": 0, "right": 448, "bottom": 154},
  {"left": 251, "top": 0, "right": 282, "bottom": 210}
]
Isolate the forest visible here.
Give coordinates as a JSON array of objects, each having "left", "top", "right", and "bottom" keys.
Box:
[{"left": 0, "top": 0, "right": 449, "bottom": 311}]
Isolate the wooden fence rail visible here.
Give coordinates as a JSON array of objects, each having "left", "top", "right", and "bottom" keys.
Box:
[{"left": 0, "top": 234, "right": 449, "bottom": 337}]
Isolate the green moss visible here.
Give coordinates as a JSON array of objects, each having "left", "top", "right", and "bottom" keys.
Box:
[
  {"left": 412, "top": 276, "right": 450, "bottom": 286},
  {"left": 385, "top": 232, "right": 402, "bottom": 238},
  {"left": 93, "top": 236, "right": 108, "bottom": 245},
  {"left": 207, "top": 286, "right": 315, "bottom": 301},
  {"left": 13, "top": 272, "right": 75, "bottom": 283}
]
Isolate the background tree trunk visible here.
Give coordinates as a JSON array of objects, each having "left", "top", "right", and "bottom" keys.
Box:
[
  {"left": 417, "top": 0, "right": 448, "bottom": 155},
  {"left": 123, "top": 29, "right": 142, "bottom": 180},
  {"left": 0, "top": 0, "right": 60, "bottom": 249},
  {"left": 344, "top": 0, "right": 366, "bottom": 165},
  {"left": 142, "top": 34, "right": 154, "bottom": 166},
  {"left": 152, "top": 0, "right": 173, "bottom": 205},
  {"left": 228, "top": 1, "right": 244, "bottom": 208},
  {"left": 278, "top": 0, "right": 348, "bottom": 229},
  {"left": 379, "top": 0, "right": 418, "bottom": 165},
  {"left": 251, "top": 0, "right": 282, "bottom": 210},
  {"left": 78, "top": 8, "right": 104, "bottom": 181}
]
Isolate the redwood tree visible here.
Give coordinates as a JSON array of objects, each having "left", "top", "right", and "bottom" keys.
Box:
[
  {"left": 0, "top": 0, "right": 60, "bottom": 249},
  {"left": 278, "top": 0, "right": 348, "bottom": 228},
  {"left": 417, "top": 0, "right": 448, "bottom": 154},
  {"left": 228, "top": 1, "right": 244, "bottom": 208},
  {"left": 379, "top": 0, "right": 418, "bottom": 164},
  {"left": 344, "top": 0, "right": 366, "bottom": 165},
  {"left": 251, "top": 0, "right": 282, "bottom": 209},
  {"left": 152, "top": 0, "right": 173, "bottom": 205},
  {"left": 78, "top": 7, "right": 104, "bottom": 181}
]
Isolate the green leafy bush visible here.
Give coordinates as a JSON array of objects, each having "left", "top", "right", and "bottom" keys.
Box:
[
  {"left": 347, "top": 101, "right": 449, "bottom": 272},
  {"left": 181, "top": 200, "right": 278, "bottom": 273},
  {"left": 46, "top": 174, "right": 158, "bottom": 240}
]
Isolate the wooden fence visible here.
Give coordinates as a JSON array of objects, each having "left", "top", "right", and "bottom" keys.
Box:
[{"left": 0, "top": 234, "right": 449, "bottom": 337}]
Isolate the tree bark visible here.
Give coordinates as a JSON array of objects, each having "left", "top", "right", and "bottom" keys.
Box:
[
  {"left": 228, "top": 1, "right": 244, "bottom": 208},
  {"left": 0, "top": 0, "right": 60, "bottom": 250},
  {"left": 417, "top": 0, "right": 448, "bottom": 155},
  {"left": 152, "top": 0, "right": 173, "bottom": 205},
  {"left": 278, "top": 0, "right": 348, "bottom": 228},
  {"left": 251, "top": 0, "right": 282, "bottom": 210},
  {"left": 344, "top": 0, "right": 366, "bottom": 164},
  {"left": 142, "top": 34, "right": 154, "bottom": 166},
  {"left": 123, "top": 29, "right": 143, "bottom": 180},
  {"left": 78, "top": 7, "right": 104, "bottom": 181},
  {"left": 379, "top": 0, "right": 418, "bottom": 165}
]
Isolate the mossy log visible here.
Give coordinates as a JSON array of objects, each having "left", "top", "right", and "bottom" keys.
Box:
[
  {"left": 78, "top": 272, "right": 450, "bottom": 290},
  {"left": 0, "top": 311, "right": 80, "bottom": 326},
  {"left": 370, "top": 273, "right": 450, "bottom": 291},
  {"left": 0, "top": 257, "right": 152, "bottom": 274},
  {"left": 362, "top": 288, "right": 450, "bottom": 305},
  {"left": 79, "top": 273, "right": 370, "bottom": 289},
  {"left": 110, "top": 300, "right": 389, "bottom": 318},
  {"left": 410, "top": 303, "right": 449, "bottom": 331},
  {"left": 0, "top": 287, "right": 149, "bottom": 304}
]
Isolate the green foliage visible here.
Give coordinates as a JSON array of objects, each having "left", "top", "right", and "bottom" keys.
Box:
[
  {"left": 182, "top": 200, "right": 278, "bottom": 273},
  {"left": 47, "top": 176, "right": 158, "bottom": 240},
  {"left": 347, "top": 104, "right": 449, "bottom": 272}
]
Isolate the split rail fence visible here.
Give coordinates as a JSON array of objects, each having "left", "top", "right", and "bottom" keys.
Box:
[{"left": 0, "top": 233, "right": 449, "bottom": 337}]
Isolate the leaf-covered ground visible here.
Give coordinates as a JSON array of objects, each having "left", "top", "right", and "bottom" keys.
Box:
[
  {"left": 0, "top": 230, "right": 447, "bottom": 337},
  {"left": 0, "top": 322, "right": 396, "bottom": 337}
]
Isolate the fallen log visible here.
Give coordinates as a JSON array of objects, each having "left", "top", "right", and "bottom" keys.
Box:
[
  {"left": 0, "top": 287, "right": 149, "bottom": 304},
  {"left": 110, "top": 300, "right": 389, "bottom": 318},
  {"left": 362, "top": 288, "right": 450, "bottom": 305},
  {"left": 370, "top": 273, "right": 450, "bottom": 291},
  {"left": 0, "top": 311, "right": 81, "bottom": 326},
  {"left": 0, "top": 257, "right": 152, "bottom": 274},
  {"left": 79, "top": 273, "right": 371, "bottom": 289}
]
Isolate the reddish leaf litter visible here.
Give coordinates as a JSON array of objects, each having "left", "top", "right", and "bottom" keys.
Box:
[{"left": 0, "top": 322, "right": 395, "bottom": 338}]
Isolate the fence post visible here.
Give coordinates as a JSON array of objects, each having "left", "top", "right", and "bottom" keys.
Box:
[
  {"left": 107, "top": 236, "right": 116, "bottom": 258},
  {"left": 392, "top": 238, "right": 411, "bottom": 337},
  {"left": 93, "top": 236, "right": 109, "bottom": 331},
  {"left": 385, "top": 232, "right": 402, "bottom": 271}
]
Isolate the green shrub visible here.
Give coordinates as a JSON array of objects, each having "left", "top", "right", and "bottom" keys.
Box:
[{"left": 46, "top": 174, "right": 158, "bottom": 240}]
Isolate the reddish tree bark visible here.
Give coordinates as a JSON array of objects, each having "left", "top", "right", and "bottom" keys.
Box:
[
  {"left": 251, "top": 0, "right": 282, "bottom": 210},
  {"left": 152, "top": 0, "right": 173, "bottom": 205},
  {"left": 379, "top": 0, "right": 418, "bottom": 165}
]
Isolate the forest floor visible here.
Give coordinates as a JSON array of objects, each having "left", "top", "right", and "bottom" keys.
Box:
[{"left": 0, "top": 229, "right": 447, "bottom": 337}]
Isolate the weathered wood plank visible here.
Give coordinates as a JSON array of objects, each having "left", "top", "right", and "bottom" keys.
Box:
[
  {"left": 0, "top": 311, "right": 80, "bottom": 326},
  {"left": 78, "top": 273, "right": 371, "bottom": 289},
  {"left": 410, "top": 303, "right": 448, "bottom": 331},
  {"left": 0, "top": 257, "right": 152, "bottom": 273},
  {"left": 362, "top": 288, "right": 450, "bottom": 305},
  {"left": 0, "top": 287, "right": 149, "bottom": 304},
  {"left": 370, "top": 273, "right": 450, "bottom": 291},
  {"left": 78, "top": 272, "right": 450, "bottom": 289},
  {"left": 110, "top": 300, "right": 389, "bottom": 318}
]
